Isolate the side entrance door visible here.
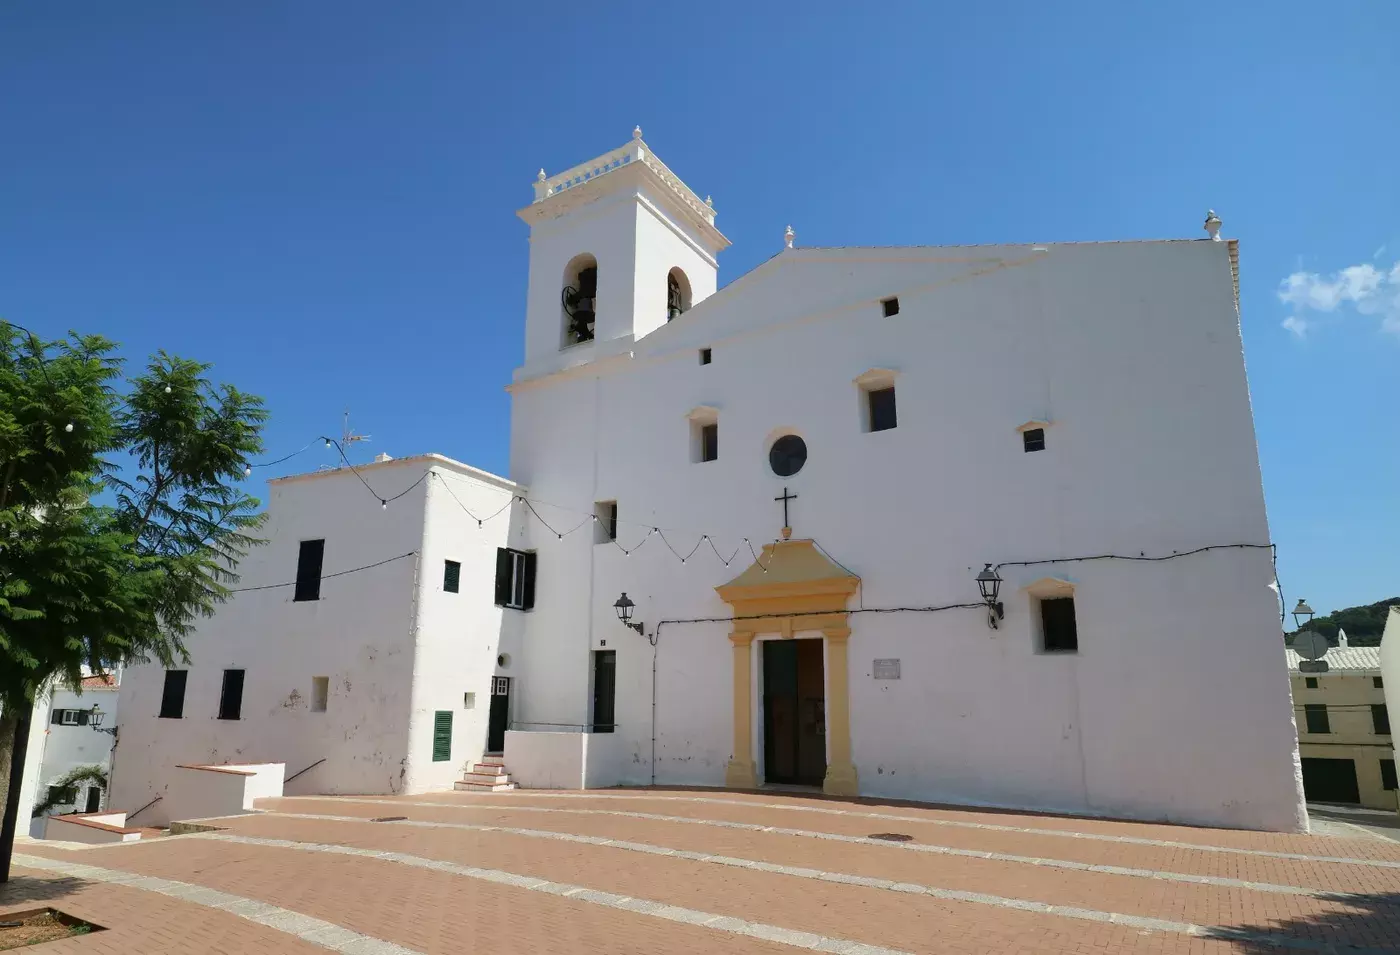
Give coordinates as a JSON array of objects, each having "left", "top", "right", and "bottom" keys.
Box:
[
  {"left": 592, "top": 650, "right": 616, "bottom": 733},
  {"left": 487, "top": 676, "right": 511, "bottom": 754}
]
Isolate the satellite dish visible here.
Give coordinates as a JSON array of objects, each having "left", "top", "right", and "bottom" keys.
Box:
[{"left": 1294, "top": 630, "right": 1329, "bottom": 662}]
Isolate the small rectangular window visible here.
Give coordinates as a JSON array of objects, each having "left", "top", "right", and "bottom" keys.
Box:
[
  {"left": 48, "top": 785, "right": 77, "bottom": 805},
  {"left": 699, "top": 348, "right": 712, "bottom": 365},
  {"left": 294, "top": 539, "right": 325, "bottom": 602},
  {"left": 1023, "top": 428, "right": 1046, "bottom": 453},
  {"left": 881, "top": 297, "right": 899, "bottom": 317},
  {"left": 443, "top": 559, "right": 461, "bottom": 594},
  {"left": 159, "top": 669, "right": 188, "bottom": 719},
  {"left": 1376, "top": 676, "right": 1385, "bottom": 689},
  {"left": 1304, "top": 677, "right": 1318, "bottom": 689},
  {"left": 1373, "top": 704, "right": 1391, "bottom": 736},
  {"left": 432, "top": 710, "right": 453, "bottom": 762},
  {"left": 494, "top": 547, "right": 536, "bottom": 610},
  {"left": 595, "top": 501, "right": 618, "bottom": 543},
  {"left": 311, "top": 676, "right": 329, "bottom": 713},
  {"left": 868, "top": 386, "right": 897, "bottom": 432},
  {"left": 59, "top": 709, "right": 80, "bottom": 726},
  {"left": 1040, "top": 597, "right": 1078, "bottom": 653},
  {"left": 1304, "top": 703, "right": 1330, "bottom": 734},
  {"left": 700, "top": 423, "right": 718, "bottom": 462},
  {"left": 463, "top": 691, "right": 476, "bottom": 710},
  {"left": 1383, "top": 759, "right": 1398, "bottom": 791},
  {"left": 218, "top": 669, "right": 245, "bottom": 721}
]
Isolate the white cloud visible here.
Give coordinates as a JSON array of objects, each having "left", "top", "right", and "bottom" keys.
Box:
[{"left": 1277, "top": 258, "right": 1400, "bottom": 338}]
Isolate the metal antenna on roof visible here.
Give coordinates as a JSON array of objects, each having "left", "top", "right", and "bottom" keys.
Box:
[{"left": 341, "top": 410, "right": 371, "bottom": 457}]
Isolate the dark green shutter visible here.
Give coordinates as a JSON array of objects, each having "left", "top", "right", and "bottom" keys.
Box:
[
  {"left": 494, "top": 548, "right": 512, "bottom": 605},
  {"left": 521, "top": 552, "right": 537, "bottom": 610},
  {"left": 443, "top": 560, "right": 461, "bottom": 594},
  {"left": 432, "top": 710, "right": 452, "bottom": 762}
]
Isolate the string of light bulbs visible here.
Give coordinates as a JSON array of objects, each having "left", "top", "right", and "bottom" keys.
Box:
[{"left": 247, "top": 435, "right": 778, "bottom": 570}]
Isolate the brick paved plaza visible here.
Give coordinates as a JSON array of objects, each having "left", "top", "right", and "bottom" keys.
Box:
[{"left": 5, "top": 789, "right": 1400, "bottom": 954}]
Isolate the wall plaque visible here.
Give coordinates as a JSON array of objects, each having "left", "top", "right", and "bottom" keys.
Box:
[{"left": 873, "top": 658, "right": 900, "bottom": 680}]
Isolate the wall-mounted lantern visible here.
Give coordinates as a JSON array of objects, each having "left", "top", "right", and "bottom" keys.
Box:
[
  {"left": 614, "top": 592, "right": 643, "bottom": 634},
  {"left": 976, "top": 564, "right": 1004, "bottom": 630},
  {"left": 88, "top": 704, "right": 118, "bottom": 739},
  {"left": 1292, "top": 599, "right": 1315, "bottom": 632}
]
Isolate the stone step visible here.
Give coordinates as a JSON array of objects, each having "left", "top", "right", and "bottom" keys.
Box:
[
  {"left": 461, "top": 771, "right": 512, "bottom": 785},
  {"left": 470, "top": 764, "right": 507, "bottom": 776},
  {"left": 479, "top": 755, "right": 506, "bottom": 766},
  {"left": 454, "top": 779, "right": 517, "bottom": 792}
]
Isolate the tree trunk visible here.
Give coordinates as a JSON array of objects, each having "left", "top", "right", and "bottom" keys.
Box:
[
  {"left": 0, "top": 709, "right": 16, "bottom": 829},
  {"left": 0, "top": 705, "right": 33, "bottom": 883}
]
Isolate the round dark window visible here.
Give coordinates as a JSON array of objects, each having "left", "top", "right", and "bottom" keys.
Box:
[{"left": 769, "top": 435, "right": 808, "bottom": 477}]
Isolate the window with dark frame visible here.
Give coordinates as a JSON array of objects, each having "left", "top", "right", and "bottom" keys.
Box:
[
  {"left": 699, "top": 348, "right": 712, "bottom": 365},
  {"left": 1303, "top": 703, "right": 1330, "bottom": 734},
  {"left": 1376, "top": 676, "right": 1385, "bottom": 689},
  {"left": 218, "top": 669, "right": 245, "bottom": 721},
  {"left": 294, "top": 539, "right": 325, "bottom": 602},
  {"left": 48, "top": 785, "right": 77, "bottom": 805},
  {"left": 1383, "top": 759, "right": 1398, "bottom": 791},
  {"left": 1304, "top": 677, "right": 1318, "bottom": 688},
  {"left": 867, "top": 386, "right": 897, "bottom": 432},
  {"left": 159, "top": 669, "right": 188, "bottom": 719},
  {"left": 53, "top": 708, "right": 82, "bottom": 726},
  {"left": 881, "top": 297, "right": 900, "bottom": 317},
  {"left": 443, "top": 560, "right": 461, "bottom": 594},
  {"left": 1040, "top": 597, "right": 1078, "bottom": 652},
  {"left": 494, "top": 547, "right": 536, "bottom": 611},
  {"left": 1373, "top": 703, "right": 1391, "bottom": 736},
  {"left": 1023, "top": 428, "right": 1046, "bottom": 453},
  {"left": 700, "top": 422, "right": 718, "bottom": 462}
]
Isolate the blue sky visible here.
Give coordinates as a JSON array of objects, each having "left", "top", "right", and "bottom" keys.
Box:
[{"left": 2, "top": 2, "right": 1396, "bottom": 617}]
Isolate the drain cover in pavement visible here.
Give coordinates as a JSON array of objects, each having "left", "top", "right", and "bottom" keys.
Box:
[{"left": 867, "top": 832, "right": 914, "bottom": 842}]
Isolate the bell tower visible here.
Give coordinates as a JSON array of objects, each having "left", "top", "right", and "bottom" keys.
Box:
[{"left": 516, "top": 128, "right": 730, "bottom": 369}]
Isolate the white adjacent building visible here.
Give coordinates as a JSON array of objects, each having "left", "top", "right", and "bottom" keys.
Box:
[
  {"left": 14, "top": 671, "right": 121, "bottom": 836},
  {"left": 499, "top": 129, "right": 1307, "bottom": 831},
  {"left": 108, "top": 454, "right": 523, "bottom": 826}
]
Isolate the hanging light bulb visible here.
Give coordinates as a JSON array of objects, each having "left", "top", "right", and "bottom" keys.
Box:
[
  {"left": 244, "top": 466, "right": 252, "bottom": 476},
  {"left": 64, "top": 422, "right": 74, "bottom": 433},
  {"left": 325, "top": 438, "right": 333, "bottom": 448},
  {"left": 164, "top": 385, "right": 172, "bottom": 394},
  {"left": 380, "top": 499, "right": 388, "bottom": 511}
]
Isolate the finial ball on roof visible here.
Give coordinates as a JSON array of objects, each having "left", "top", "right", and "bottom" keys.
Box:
[{"left": 633, "top": 126, "right": 643, "bottom": 140}]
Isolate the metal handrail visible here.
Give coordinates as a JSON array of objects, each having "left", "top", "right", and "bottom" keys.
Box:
[
  {"left": 285, "top": 758, "right": 327, "bottom": 784},
  {"left": 509, "top": 721, "right": 617, "bottom": 733},
  {"left": 127, "top": 795, "right": 162, "bottom": 822}
]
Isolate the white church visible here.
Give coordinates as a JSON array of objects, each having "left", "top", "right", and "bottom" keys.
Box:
[{"left": 109, "top": 129, "right": 1308, "bottom": 833}]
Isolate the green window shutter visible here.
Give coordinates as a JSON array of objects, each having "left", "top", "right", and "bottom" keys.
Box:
[{"left": 432, "top": 710, "right": 453, "bottom": 762}]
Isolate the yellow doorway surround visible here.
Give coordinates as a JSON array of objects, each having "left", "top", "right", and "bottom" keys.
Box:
[{"left": 714, "top": 539, "right": 860, "bottom": 797}]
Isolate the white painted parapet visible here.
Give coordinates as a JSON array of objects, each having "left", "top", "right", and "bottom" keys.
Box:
[
  {"left": 165, "top": 763, "right": 285, "bottom": 823},
  {"left": 43, "top": 811, "right": 142, "bottom": 844},
  {"left": 505, "top": 731, "right": 624, "bottom": 790}
]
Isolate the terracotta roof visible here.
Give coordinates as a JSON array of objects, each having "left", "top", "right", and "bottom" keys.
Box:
[{"left": 80, "top": 673, "right": 117, "bottom": 689}]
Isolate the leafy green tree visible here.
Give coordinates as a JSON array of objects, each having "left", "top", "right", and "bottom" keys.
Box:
[{"left": 0, "top": 322, "right": 266, "bottom": 881}]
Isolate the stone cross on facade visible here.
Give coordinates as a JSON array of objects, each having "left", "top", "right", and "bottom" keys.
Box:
[{"left": 775, "top": 486, "right": 797, "bottom": 540}]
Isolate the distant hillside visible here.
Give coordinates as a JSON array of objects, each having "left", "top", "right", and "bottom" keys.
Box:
[{"left": 1288, "top": 597, "right": 1400, "bottom": 647}]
